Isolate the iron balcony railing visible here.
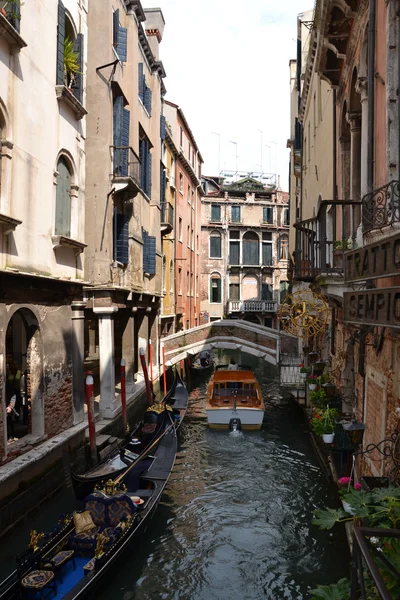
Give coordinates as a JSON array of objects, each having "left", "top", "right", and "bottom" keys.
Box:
[
  {"left": 293, "top": 199, "right": 361, "bottom": 281},
  {"left": 160, "top": 202, "right": 174, "bottom": 230},
  {"left": 362, "top": 180, "right": 400, "bottom": 234},
  {"left": 111, "top": 146, "right": 141, "bottom": 186},
  {"left": 228, "top": 300, "right": 276, "bottom": 313}
]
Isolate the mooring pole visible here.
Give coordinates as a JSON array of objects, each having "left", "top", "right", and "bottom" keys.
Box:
[
  {"left": 85, "top": 371, "right": 97, "bottom": 465},
  {"left": 140, "top": 347, "right": 153, "bottom": 406},
  {"left": 120, "top": 358, "right": 127, "bottom": 434},
  {"left": 149, "top": 339, "right": 154, "bottom": 389},
  {"left": 180, "top": 359, "right": 183, "bottom": 380},
  {"left": 161, "top": 343, "right": 167, "bottom": 396}
]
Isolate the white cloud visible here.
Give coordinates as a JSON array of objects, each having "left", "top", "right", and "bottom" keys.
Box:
[{"left": 141, "top": 0, "right": 303, "bottom": 189}]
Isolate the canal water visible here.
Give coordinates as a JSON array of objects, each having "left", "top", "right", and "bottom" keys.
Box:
[{"left": 0, "top": 351, "right": 350, "bottom": 599}]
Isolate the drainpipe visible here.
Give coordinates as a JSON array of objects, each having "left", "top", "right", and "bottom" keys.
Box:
[
  {"left": 332, "top": 89, "right": 337, "bottom": 243},
  {"left": 367, "top": 0, "right": 376, "bottom": 193}
]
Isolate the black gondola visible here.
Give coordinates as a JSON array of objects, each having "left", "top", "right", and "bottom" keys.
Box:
[
  {"left": 189, "top": 351, "right": 215, "bottom": 373},
  {"left": 71, "top": 370, "right": 187, "bottom": 500},
  {"left": 0, "top": 371, "right": 189, "bottom": 600}
]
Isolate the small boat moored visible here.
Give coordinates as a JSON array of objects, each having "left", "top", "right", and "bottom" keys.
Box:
[{"left": 205, "top": 364, "right": 265, "bottom": 430}]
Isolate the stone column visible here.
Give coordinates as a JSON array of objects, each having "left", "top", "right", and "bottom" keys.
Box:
[
  {"left": 71, "top": 301, "right": 86, "bottom": 424},
  {"left": 93, "top": 307, "right": 119, "bottom": 419},
  {"left": 346, "top": 111, "right": 362, "bottom": 234},
  {"left": 122, "top": 310, "right": 135, "bottom": 393}
]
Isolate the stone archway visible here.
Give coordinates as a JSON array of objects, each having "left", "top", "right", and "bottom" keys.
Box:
[{"left": 5, "top": 308, "right": 43, "bottom": 442}]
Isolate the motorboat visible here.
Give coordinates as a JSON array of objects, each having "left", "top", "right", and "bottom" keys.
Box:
[{"left": 205, "top": 365, "right": 264, "bottom": 430}]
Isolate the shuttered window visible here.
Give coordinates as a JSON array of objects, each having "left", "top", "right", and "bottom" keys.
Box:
[
  {"left": 160, "top": 164, "right": 166, "bottom": 203},
  {"left": 280, "top": 282, "right": 289, "bottom": 304},
  {"left": 211, "top": 205, "right": 220, "bottom": 222},
  {"left": 262, "top": 243, "right": 273, "bottom": 266},
  {"left": 231, "top": 206, "right": 240, "bottom": 222},
  {"left": 210, "top": 231, "right": 221, "bottom": 258},
  {"left": 261, "top": 284, "right": 273, "bottom": 301},
  {"left": 113, "top": 210, "right": 129, "bottom": 264},
  {"left": 55, "top": 157, "right": 71, "bottom": 237},
  {"left": 142, "top": 229, "right": 156, "bottom": 275},
  {"left": 72, "top": 33, "right": 84, "bottom": 104},
  {"left": 56, "top": 1, "right": 84, "bottom": 105},
  {"left": 56, "top": 0, "right": 65, "bottom": 85},
  {"left": 113, "top": 9, "right": 127, "bottom": 62},
  {"left": 139, "top": 136, "right": 152, "bottom": 197},
  {"left": 229, "top": 242, "right": 240, "bottom": 265},
  {"left": 4, "top": 1, "right": 21, "bottom": 31},
  {"left": 138, "top": 63, "right": 152, "bottom": 114},
  {"left": 229, "top": 283, "right": 240, "bottom": 300},
  {"left": 210, "top": 276, "right": 222, "bottom": 303},
  {"left": 243, "top": 232, "right": 259, "bottom": 265},
  {"left": 113, "top": 97, "right": 130, "bottom": 176},
  {"left": 160, "top": 115, "right": 166, "bottom": 140},
  {"left": 263, "top": 207, "right": 273, "bottom": 224}
]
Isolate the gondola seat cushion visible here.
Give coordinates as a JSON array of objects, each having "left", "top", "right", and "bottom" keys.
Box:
[
  {"left": 68, "top": 526, "right": 103, "bottom": 552},
  {"left": 82, "top": 493, "right": 108, "bottom": 526},
  {"left": 22, "top": 569, "right": 55, "bottom": 590},
  {"left": 107, "top": 493, "right": 137, "bottom": 527}
]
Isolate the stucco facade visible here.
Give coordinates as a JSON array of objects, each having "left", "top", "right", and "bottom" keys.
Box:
[
  {"left": 0, "top": 0, "right": 88, "bottom": 462},
  {"left": 200, "top": 177, "right": 290, "bottom": 328}
]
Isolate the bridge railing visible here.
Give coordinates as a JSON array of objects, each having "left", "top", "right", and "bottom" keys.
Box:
[{"left": 227, "top": 300, "right": 277, "bottom": 313}]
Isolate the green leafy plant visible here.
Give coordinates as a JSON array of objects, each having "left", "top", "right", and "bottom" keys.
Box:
[
  {"left": 299, "top": 363, "right": 310, "bottom": 374},
  {"left": 334, "top": 239, "right": 353, "bottom": 251},
  {"left": 310, "top": 387, "right": 329, "bottom": 409},
  {"left": 310, "top": 408, "right": 338, "bottom": 436},
  {"left": 309, "top": 578, "right": 351, "bottom": 600},
  {"left": 64, "top": 37, "right": 80, "bottom": 87},
  {"left": 0, "top": 0, "right": 23, "bottom": 22}
]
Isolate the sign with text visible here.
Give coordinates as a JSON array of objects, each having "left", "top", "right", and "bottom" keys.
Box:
[
  {"left": 343, "top": 288, "right": 400, "bottom": 328},
  {"left": 344, "top": 232, "right": 400, "bottom": 283}
]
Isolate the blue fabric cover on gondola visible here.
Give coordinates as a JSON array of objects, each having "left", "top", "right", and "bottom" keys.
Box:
[{"left": 68, "top": 492, "right": 137, "bottom": 553}]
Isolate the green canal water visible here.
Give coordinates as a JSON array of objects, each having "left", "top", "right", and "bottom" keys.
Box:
[{"left": 0, "top": 350, "right": 350, "bottom": 599}]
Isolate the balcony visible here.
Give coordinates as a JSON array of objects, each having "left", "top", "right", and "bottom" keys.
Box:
[
  {"left": 293, "top": 199, "right": 361, "bottom": 282},
  {"left": 161, "top": 202, "right": 174, "bottom": 233},
  {"left": 0, "top": 9, "right": 26, "bottom": 54},
  {"left": 227, "top": 300, "right": 277, "bottom": 313},
  {"left": 362, "top": 180, "right": 400, "bottom": 234},
  {"left": 111, "top": 146, "right": 141, "bottom": 194},
  {"left": 259, "top": 219, "right": 274, "bottom": 226}
]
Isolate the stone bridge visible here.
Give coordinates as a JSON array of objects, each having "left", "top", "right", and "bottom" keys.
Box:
[{"left": 161, "top": 320, "right": 297, "bottom": 367}]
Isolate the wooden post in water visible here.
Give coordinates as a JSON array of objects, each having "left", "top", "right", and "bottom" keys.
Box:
[
  {"left": 161, "top": 343, "right": 167, "bottom": 396},
  {"left": 85, "top": 371, "right": 97, "bottom": 465},
  {"left": 149, "top": 339, "right": 154, "bottom": 390},
  {"left": 140, "top": 347, "right": 153, "bottom": 406},
  {"left": 120, "top": 358, "right": 127, "bottom": 434}
]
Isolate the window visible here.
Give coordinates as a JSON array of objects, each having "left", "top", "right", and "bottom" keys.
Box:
[
  {"left": 55, "top": 157, "right": 72, "bottom": 237},
  {"left": 138, "top": 63, "right": 152, "bottom": 115},
  {"left": 283, "top": 208, "right": 289, "bottom": 226},
  {"left": 261, "top": 284, "right": 273, "bottom": 301},
  {"left": 231, "top": 206, "right": 240, "bottom": 223},
  {"left": 178, "top": 268, "right": 182, "bottom": 293},
  {"left": 179, "top": 172, "right": 183, "bottom": 193},
  {"left": 160, "top": 163, "right": 166, "bottom": 203},
  {"left": 264, "top": 317, "right": 273, "bottom": 328},
  {"left": 242, "top": 231, "right": 259, "bottom": 265},
  {"left": 263, "top": 207, "right": 273, "bottom": 224},
  {"left": 112, "top": 9, "right": 127, "bottom": 62},
  {"left": 278, "top": 236, "right": 289, "bottom": 260},
  {"left": 2, "top": 0, "right": 21, "bottom": 31},
  {"left": 210, "top": 274, "right": 222, "bottom": 303},
  {"left": 142, "top": 228, "right": 156, "bottom": 274},
  {"left": 178, "top": 217, "right": 182, "bottom": 241},
  {"left": 56, "top": 2, "right": 84, "bottom": 104},
  {"left": 211, "top": 204, "right": 221, "bottom": 222},
  {"left": 262, "top": 232, "right": 273, "bottom": 266},
  {"left": 187, "top": 226, "right": 190, "bottom": 247},
  {"left": 186, "top": 271, "right": 190, "bottom": 295},
  {"left": 188, "top": 144, "right": 191, "bottom": 162},
  {"left": 113, "top": 96, "right": 130, "bottom": 176},
  {"left": 280, "top": 281, "right": 289, "bottom": 304},
  {"left": 139, "top": 132, "right": 152, "bottom": 197},
  {"left": 180, "top": 126, "right": 184, "bottom": 149},
  {"left": 113, "top": 209, "right": 129, "bottom": 264},
  {"left": 229, "top": 230, "right": 240, "bottom": 265},
  {"left": 229, "top": 283, "right": 240, "bottom": 300},
  {"left": 162, "top": 255, "right": 166, "bottom": 293},
  {"left": 210, "top": 231, "right": 221, "bottom": 258},
  {"left": 170, "top": 261, "right": 174, "bottom": 293}
]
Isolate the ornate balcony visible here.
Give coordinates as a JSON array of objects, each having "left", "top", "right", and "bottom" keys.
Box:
[
  {"left": 227, "top": 300, "right": 277, "bottom": 313},
  {"left": 362, "top": 180, "right": 400, "bottom": 234}
]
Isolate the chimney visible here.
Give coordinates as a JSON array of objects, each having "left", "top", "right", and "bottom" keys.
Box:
[{"left": 144, "top": 8, "right": 165, "bottom": 60}]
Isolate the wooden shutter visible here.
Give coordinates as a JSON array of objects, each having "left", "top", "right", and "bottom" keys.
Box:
[
  {"left": 55, "top": 158, "right": 71, "bottom": 237},
  {"left": 116, "top": 213, "right": 129, "bottom": 264},
  {"left": 229, "top": 242, "right": 239, "bottom": 265},
  {"left": 138, "top": 63, "right": 144, "bottom": 101},
  {"left": 144, "top": 87, "right": 152, "bottom": 115},
  {"left": 56, "top": 0, "right": 65, "bottom": 85},
  {"left": 113, "top": 96, "right": 124, "bottom": 174},
  {"left": 160, "top": 165, "right": 166, "bottom": 203},
  {"left": 160, "top": 115, "right": 166, "bottom": 140},
  {"left": 147, "top": 236, "right": 156, "bottom": 275},
  {"left": 139, "top": 138, "right": 146, "bottom": 190},
  {"left": 7, "top": 1, "right": 21, "bottom": 32},
  {"left": 72, "top": 33, "right": 84, "bottom": 104},
  {"left": 113, "top": 9, "right": 119, "bottom": 47},
  {"left": 146, "top": 151, "right": 152, "bottom": 197},
  {"left": 118, "top": 27, "right": 127, "bottom": 62},
  {"left": 262, "top": 243, "right": 272, "bottom": 266},
  {"left": 121, "top": 108, "right": 130, "bottom": 176},
  {"left": 142, "top": 229, "right": 148, "bottom": 272}
]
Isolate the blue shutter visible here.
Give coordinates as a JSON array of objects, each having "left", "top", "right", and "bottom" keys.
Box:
[
  {"left": 113, "top": 96, "right": 124, "bottom": 174},
  {"left": 121, "top": 108, "right": 130, "bottom": 176},
  {"left": 160, "top": 115, "right": 166, "bottom": 140},
  {"left": 146, "top": 151, "right": 152, "bottom": 197},
  {"left": 142, "top": 229, "right": 148, "bottom": 272},
  {"left": 116, "top": 213, "right": 129, "bottom": 264},
  {"left": 138, "top": 63, "right": 144, "bottom": 101},
  {"left": 144, "top": 87, "right": 152, "bottom": 115},
  {"left": 139, "top": 138, "right": 146, "bottom": 190},
  {"left": 147, "top": 236, "right": 156, "bottom": 275},
  {"left": 160, "top": 166, "right": 166, "bottom": 203},
  {"left": 72, "top": 33, "right": 84, "bottom": 104},
  {"left": 113, "top": 9, "right": 119, "bottom": 47},
  {"left": 56, "top": 0, "right": 65, "bottom": 85},
  {"left": 118, "top": 27, "right": 127, "bottom": 62}
]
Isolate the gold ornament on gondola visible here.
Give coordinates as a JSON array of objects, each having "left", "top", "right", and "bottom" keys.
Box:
[
  {"left": 29, "top": 530, "right": 44, "bottom": 551},
  {"left": 278, "top": 290, "right": 329, "bottom": 338}
]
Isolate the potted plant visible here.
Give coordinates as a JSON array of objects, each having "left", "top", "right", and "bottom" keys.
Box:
[
  {"left": 309, "top": 387, "right": 329, "bottom": 409},
  {"left": 298, "top": 363, "right": 310, "bottom": 379},
  {"left": 337, "top": 476, "right": 362, "bottom": 513},
  {"left": 310, "top": 407, "right": 338, "bottom": 443},
  {"left": 64, "top": 37, "right": 80, "bottom": 91},
  {"left": 307, "top": 374, "right": 318, "bottom": 391},
  {"left": 0, "top": 0, "right": 23, "bottom": 20}
]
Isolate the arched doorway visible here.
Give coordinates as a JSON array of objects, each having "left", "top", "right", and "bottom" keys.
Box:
[{"left": 5, "top": 308, "right": 43, "bottom": 443}]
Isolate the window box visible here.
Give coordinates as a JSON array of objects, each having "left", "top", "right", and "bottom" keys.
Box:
[
  {"left": 0, "top": 10, "right": 26, "bottom": 53},
  {"left": 52, "top": 235, "right": 86, "bottom": 254},
  {"left": 0, "top": 212, "right": 22, "bottom": 234},
  {"left": 55, "top": 85, "right": 87, "bottom": 121}
]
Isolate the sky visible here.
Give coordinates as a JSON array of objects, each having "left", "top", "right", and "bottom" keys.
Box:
[{"left": 141, "top": 0, "right": 303, "bottom": 190}]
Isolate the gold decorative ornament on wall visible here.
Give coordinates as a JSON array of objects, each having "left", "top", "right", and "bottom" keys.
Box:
[{"left": 278, "top": 290, "right": 329, "bottom": 338}]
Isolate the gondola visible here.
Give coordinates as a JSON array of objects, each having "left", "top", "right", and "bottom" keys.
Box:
[
  {"left": 188, "top": 352, "right": 215, "bottom": 373},
  {"left": 0, "top": 371, "right": 189, "bottom": 600},
  {"left": 71, "top": 370, "right": 187, "bottom": 500}
]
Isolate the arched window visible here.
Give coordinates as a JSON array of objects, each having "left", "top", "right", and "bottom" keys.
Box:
[
  {"left": 56, "top": 7, "right": 83, "bottom": 104},
  {"left": 55, "top": 157, "right": 72, "bottom": 237},
  {"left": 242, "top": 231, "right": 259, "bottom": 265},
  {"left": 278, "top": 235, "right": 289, "bottom": 260},
  {"left": 209, "top": 230, "right": 221, "bottom": 258},
  {"left": 210, "top": 273, "right": 222, "bottom": 303}
]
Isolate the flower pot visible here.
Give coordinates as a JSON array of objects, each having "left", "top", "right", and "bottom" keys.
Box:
[
  {"left": 0, "top": 7, "right": 6, "bottom": 16},
  {"left": 309, "top": 384, "right": 317, "bottom": 391},
  {"left": 342, "top": 500, "right": 355, "bottom": 515},
  {"left": 322, "top": 433, "right": 335, "bottom": 443},
  {"left": 300, "top": 372, "right": 307, "bottom": 380}
]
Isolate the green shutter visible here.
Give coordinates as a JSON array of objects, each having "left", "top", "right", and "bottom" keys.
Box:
[
  {"left": 121, "top": 108, "right": 130, "bottom": 176},
  {"left": 118, "top": 27, "right": 127, "bottom": 62},
  {"left": 56, "top": 0, "right": 65, "bottom": 85},
  {"left": 55, "top": 158, "right": 71, "bottom": 237},
  {"left": 113, "top": 96, "right": 124, "bottom": 174},
  {"left": 138, "top": 63, "right": 144, "bottom": 101},
  {"left": 72, "top": 33, "right": 84, "bottom": 104}
]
